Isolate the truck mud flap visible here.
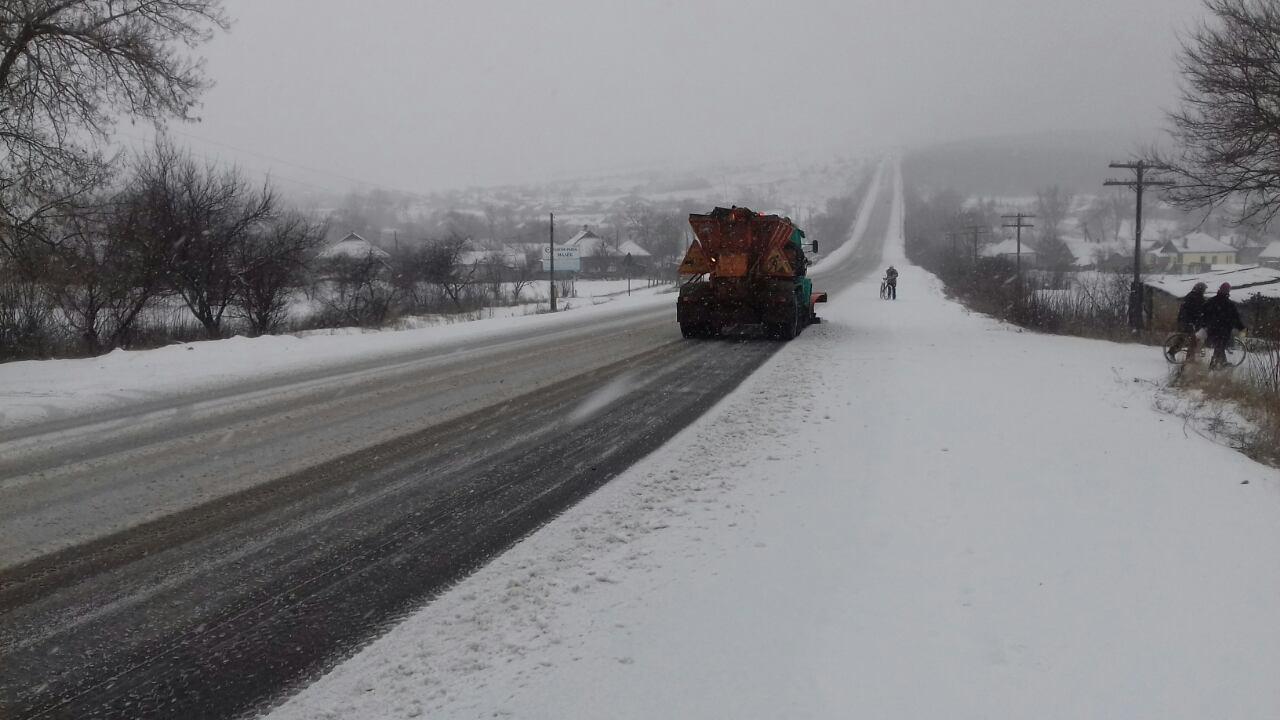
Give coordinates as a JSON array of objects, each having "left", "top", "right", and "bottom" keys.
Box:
[{"left": 808, "top": 292, "right": 828, "bottom": 324}]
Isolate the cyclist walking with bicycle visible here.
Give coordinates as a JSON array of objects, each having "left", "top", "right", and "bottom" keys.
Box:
[
  {"left": 1170, "top": 281, "right": 1208, "bottom": 362},
  {"left": 1203, "top": 282, "right": 1246, "bottom": 369},
  {"left": 883, "top": 265, "right": 898, "bottom": 300}
]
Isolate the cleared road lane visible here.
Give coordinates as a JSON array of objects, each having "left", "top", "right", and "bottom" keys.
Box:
[{"left": 0, "top": 160, "right": 892, "bottom": 720}]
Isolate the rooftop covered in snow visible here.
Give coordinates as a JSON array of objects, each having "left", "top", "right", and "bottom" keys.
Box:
[
  {"left": 319, "top": 233, "right": 391, "bottom": 260},
  {"left": 1146, "top": 265, "right": 1280, "bottom": 299}
]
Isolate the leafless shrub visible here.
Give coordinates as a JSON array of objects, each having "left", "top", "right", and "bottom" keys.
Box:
[
  {"left": 0, "top": 277, "right": 60, "bottom": 360},
  {"left": 316, "top": 253, "right": 400, "bottom": 328},
  {"left": 509, "top": 249, "right": 541, "bottom": 303}
]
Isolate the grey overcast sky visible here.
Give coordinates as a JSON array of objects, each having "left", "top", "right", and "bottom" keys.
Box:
[{"left": 171, "top": 0, "right": 1209, "bottom": 194}]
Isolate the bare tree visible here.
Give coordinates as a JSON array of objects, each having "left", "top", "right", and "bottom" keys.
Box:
[
  {"left": 509, "top": 248, "right": 540, "bottom": 302},
  {"left": 42, "top": 196, "right": 168, "bottom": 353},
  {"left": 1153, "top": 0, "right": 1280, "bottom": 224},
  {"left": 389, "top": 244, "right": 427, "bottom": 310},
  {"left": 1035, "top": 186, "right": 1073, "bottom": 242},
  {"left": 479, "top": 254, "right": 506, "bottom": 304},
  {"left": 233, "top": 213, "right": 326, "bottom": 335},
  {"left": 0, "top": 1, "right": 228, "bottom": 255},
  {"left": 419, "top": 235, "right": 475, "bottom": 311},
  {"left": 1077, "top": 197, "right": 1106, "bottom": 243},
  {"left": 131, "top": 140, "right": 275, "bottom": 338},
  {"left": 1109, "top": 192, "right": 1135, "bottom": 242}
]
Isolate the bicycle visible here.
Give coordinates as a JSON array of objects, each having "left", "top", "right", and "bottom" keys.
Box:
[
  {"left": 879, "top": 277, "right": 896, "bottom": 300},
  {"left": 1163, "top": 330, "right": 1247, "bottom": 368}
]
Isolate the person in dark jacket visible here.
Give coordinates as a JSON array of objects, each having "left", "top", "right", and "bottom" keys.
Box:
[
  {"left": 1169, "top": 281, "right": 1208, "bottom": 361},
  {"left": 1202, "top": 282, "right": 1246, "bottom": 369},
  {"left": 884, "top": 265, "right": 898, "bottom": 300}
]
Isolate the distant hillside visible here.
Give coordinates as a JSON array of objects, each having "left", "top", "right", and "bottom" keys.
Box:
[{"left": 904, "top": 129, "right": 1166, "bottom": 196}]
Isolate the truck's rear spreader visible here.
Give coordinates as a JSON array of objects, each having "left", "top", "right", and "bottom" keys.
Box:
[{"left": 676, "top": 206, "right": 826, "bottom": 340}]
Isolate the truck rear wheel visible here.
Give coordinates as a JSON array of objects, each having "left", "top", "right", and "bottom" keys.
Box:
[
  {"left": 768, "top": 297, "right": 800, "bottom": 340},
  {"left": 780, "top": 302, "right": 799, "bottom": 339}
]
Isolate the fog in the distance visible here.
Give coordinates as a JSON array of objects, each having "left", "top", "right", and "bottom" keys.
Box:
[{"left": 175, "top": 0, "right": 1208, "bottom": 192}]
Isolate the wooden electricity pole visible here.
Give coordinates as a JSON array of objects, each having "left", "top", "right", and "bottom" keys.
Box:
[
  {"left": 548, "top": 212, "right": 556, "bottom": 312},
  {"left": 1000, "top": 213, "right": 1035, "bottom": 279},
  {"left": 1104, "top": 161, "right": 1172, "bottom": 330}
]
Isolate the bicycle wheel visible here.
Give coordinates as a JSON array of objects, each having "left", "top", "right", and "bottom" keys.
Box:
[
  {"left": 1222, "top": 337, "right": 1248, "bottom": 367},
  {"left": 1163, "top": 333, "right": 1190, "bottom": 364}
]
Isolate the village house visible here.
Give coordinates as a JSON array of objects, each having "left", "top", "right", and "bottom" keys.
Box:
[
  {"left": 1256, "top": 240, "right": 1280, "bottom": 269},
  {"left": 318, "top": 232, "right": 391, "bottom": 261},
  {"left": 454, "top": 241, "right": 541, "bottom": 280},
  {"left": 1148, "top": 232, "right": 1237, "bottom": 274},
  {"left": 564, "top": 225, "right": 652, "bottom": 276},
  {"left": 980, "top": 238, "right": 1037, "bottom": 266}
]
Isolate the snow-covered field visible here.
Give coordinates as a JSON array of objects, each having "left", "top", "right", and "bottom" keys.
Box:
[{"left": 265, "top": 166, "right": 1280, "bottom": 720}]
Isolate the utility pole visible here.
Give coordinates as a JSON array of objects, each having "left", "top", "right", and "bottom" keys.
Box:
[
  {"left": 1000, "top": 213, "right": 1035, "bottom": 280},
  {"left": 1104, "top": 161, "right": 1173, "bottom": 330},
  {"left": 549, "top": 212, "right": 556, "bottom": 312},
  {"left": 964, "top": 225, "right": 990, "bottom": 265}
]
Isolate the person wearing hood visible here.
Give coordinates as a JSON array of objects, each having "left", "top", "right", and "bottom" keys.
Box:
[
  {"left": 1170, "top": 281, "right": 1208, "bottom": 361},
  {"left": 1202, "top": 282, "right": 1246, "bottom": 369}
]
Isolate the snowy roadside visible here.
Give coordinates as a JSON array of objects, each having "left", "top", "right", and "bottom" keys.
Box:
[
  {"left": 0, "top": 282, "right": 672, "bottom": 432},
  {"left": 264, "top": 164, "right": 1280, "bottom": 720}
]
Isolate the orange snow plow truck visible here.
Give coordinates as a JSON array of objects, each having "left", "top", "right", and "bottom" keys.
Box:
[{"left": 677, "top": 206, "right": 826, "bottom": 339}]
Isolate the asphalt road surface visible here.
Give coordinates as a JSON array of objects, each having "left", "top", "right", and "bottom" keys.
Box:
[{"left": 0, "top": 164, "right": 893, "bottom": 720}]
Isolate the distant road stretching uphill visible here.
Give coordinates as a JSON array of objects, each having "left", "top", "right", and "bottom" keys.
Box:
[{"left": 0, "top": 161, "right": 894, "bottom": 720}]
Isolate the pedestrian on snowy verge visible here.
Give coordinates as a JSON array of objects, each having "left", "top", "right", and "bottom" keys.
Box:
[
  {"left": 884, "top": 265, "right": 898, "bottom": 300},
  {"left": 1202, "top": 282, "right": 1245, "bottom": 369},
  {"left": 1170, "top": 281, "right": 1208, "bottom": 362}
]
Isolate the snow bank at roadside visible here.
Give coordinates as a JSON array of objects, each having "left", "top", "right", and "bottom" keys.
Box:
[
  {"left": 0, "top": 283, "right": 673, "bottom": 431},
  {"left": 265, "top": 164, "right": 1280, "bottom": 719}
]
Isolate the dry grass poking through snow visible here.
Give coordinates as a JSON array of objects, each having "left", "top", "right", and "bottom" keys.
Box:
[{"left": 1164, "top": 343, "right": 1280, "bottom": 468}]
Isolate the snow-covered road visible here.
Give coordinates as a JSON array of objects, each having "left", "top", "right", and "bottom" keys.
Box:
[{"left": 266, "top": 161, "right": 1280, "bottom": 720}]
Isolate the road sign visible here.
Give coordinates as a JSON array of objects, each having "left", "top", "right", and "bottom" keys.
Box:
[{"left": 542, "top": 245, "right": 580, "bottom": 272}]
